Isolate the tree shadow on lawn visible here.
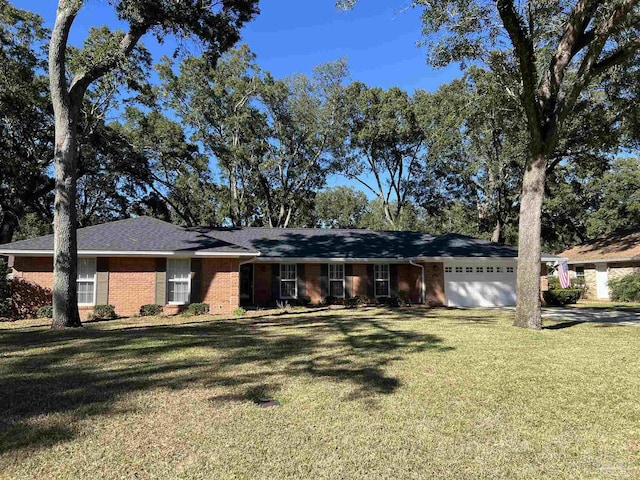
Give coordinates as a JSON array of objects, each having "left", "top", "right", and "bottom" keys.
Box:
[
  {"left": 370, "top": 306, "right": 500, "bottom": 325},
  {"left": 0, "top": 312, "right": 451, "bottom": 453}
]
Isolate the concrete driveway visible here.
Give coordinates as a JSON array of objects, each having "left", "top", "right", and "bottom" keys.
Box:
[
  {"left": 490, "top": 306, "right": 640, "bottom": 327},
  {"left": 541, "top": 307, "right": 640, "bottom": 327}
]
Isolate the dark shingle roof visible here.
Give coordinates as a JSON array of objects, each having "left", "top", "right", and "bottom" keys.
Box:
[
  {"left": 211, "top": 228, "right": 436, "bottom": 259},
  {"left": 0, "top": 217, "right": 256, "bottom": 255},
  {"left": 0, "top": 216, "right": 563, "bottom": 260}
]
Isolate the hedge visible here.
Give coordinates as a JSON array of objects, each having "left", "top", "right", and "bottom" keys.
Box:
[
  {"left": 89, "top": 304, "right": 117, "bottom": 320},
  {"left": 609, "top": 273, "right": 640, "bottom": 302},
  {"left": 186, "top": 302, "right": 209, "bottom": 315},
  {"left": 140, "top": 304, "right": 163, "bottom": 316},
  {"left": 542, "top": 289, "right": 582, "bottom": 306}
]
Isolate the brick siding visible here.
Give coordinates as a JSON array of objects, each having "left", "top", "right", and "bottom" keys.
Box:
[
  {"left": 351, "top": 264, "right": 368, "bottom": 297},
  {"left": 12, "top": 257, "right": 54, "bottom": 290},
  {"left": 201, "top": 258, "right": 240, "bottom": 314},
  {"left": 108, "top": 257, "right": 156, "bottom": 316},
  {"left": 304, "top": 264, "right": 323, "bottom": 304},
  {"left": 11, "top": 256, "right": 243, "bottom": 318},
  {"left": 423, "top": 262, "right": 445, "bottom": 306}
]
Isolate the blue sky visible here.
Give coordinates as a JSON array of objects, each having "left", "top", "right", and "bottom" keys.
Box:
[
  {"left": 13, "top": 0, "right": 460, "bottom": 92},
  {"left": 12, "top": 0, "right": 463, "bottom": 195}
]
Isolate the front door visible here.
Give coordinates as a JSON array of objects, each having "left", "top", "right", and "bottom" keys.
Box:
[
  {"left": 596, "top": 263, "right": 609, "bottom": 299},
  {"left": 239, "top": 264, "right": 254, "bottom": 306}
]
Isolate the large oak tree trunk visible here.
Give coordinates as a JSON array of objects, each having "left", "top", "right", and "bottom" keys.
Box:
[
  {"left": 49, "top": 2, "right": 81, "bottom": 329},
  {"left": 51, "top": 120, "right": 81, "bottom": 329},
  {"left": 514, "top": 152, "right": 547, "bottom": 329}
]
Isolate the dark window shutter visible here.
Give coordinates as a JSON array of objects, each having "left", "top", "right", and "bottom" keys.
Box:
[
  {"left": 297, "top": 264, "right": 306, "bottom": 298},
  {"left": 367, "top": 264, "right": 375, "bottom": 298},
  {"left": 271, "top": 264, "right": 280, "bottom": 302},
  {"left": 154, "top": 258, "right": 167, "bottom": 305},
  {"left": 190, "top": 258, "right": 202, "bottom": 303},
  {"left": 320, "top": 264, "right": 329, "bottom": 299},
  {"left": 345, "top": 264, "right": 353, "bottom": 298},
  {"left": 96, "top": 258, "right": 109, "bottom": 305},
  {"left": 390, "top": 264, "right": 398, "bottom": 296}
]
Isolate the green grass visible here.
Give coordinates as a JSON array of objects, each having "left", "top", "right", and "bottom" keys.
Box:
[{"left": 1, "top": 307, "right": 639, "bottom": 479}]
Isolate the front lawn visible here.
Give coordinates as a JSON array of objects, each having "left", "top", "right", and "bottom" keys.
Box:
[{"left": 1, "top": 308, "right": 639, "bottom": 479}]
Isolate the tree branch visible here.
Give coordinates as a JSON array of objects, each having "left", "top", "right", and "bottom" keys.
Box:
[
  {"left": 495, "top": 0, "right": 543, "bottom": 146},
  {"left": 68, "top": 26, "right": 147, "bottom": 101},
  {"left": 539, "top": 0, "right": 599, "bottom": 104},
  {"left": 48, "top": 2, "right": 79, "bottom": 117},
  {"left": 590, "top": 37, "right": 640, "bottom": 77},
  {"left": 559, "top": 0, "right": 640, "bottom": 125}
]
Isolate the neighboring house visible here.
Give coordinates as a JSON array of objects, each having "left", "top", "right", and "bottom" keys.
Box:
[
  {"left": 558, "top": 230, "right": 640, "bottom": 300},
  {"left": 0, "top": 216, "right": 560, "bottom": 318}
]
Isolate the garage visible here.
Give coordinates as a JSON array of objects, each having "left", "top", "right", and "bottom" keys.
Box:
[{"left": 444, "top": 261, "right": 518, "bottom": 307}]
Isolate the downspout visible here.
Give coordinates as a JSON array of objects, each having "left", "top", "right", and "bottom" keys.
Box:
[{"left": 409, "top": 259, "right": 425, "bottom": 305}]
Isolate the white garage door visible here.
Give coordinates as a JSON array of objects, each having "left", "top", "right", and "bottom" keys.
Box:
[{"left": 444, "top": 261, "right": 517, "bottom": 307}]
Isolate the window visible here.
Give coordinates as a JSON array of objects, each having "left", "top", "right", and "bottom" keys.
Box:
[
  {"left": 506, "top": 266, "right": 514, "bottom": 273},
  {"left": 280, "top": 264, "right": 297, "bottom": 299},
  {"left": 77, "top": 258, "right": 96, "bottom": 305},
  {"left": 168, "top": 258, "right": 191, "bottom": 304},
  {"left": 374, "top": 264, "right": 390, "bottom": 297},
  {"left": 487, "top": 267, "right": 494, "bottom": 273},
  {"left": 444, "top": 266, "right": 452, "bottom": 273},
  {"left": 476, "top": 266, "right": 484, "bottom": 273},
  {"left": 455, "top": 266, "right": 463, "bottom": 273},
  {"left": 496, "top": 266, "right": 503, "bottom": 273},
  {"left": 575, "top": 266, "right": 585, "bottom": 279},
  {"left": 465, "top": 266, "right": 473, "bottom": 273},
  {"left": 329, "top": 264, "right": 345, "bottom": 297}
]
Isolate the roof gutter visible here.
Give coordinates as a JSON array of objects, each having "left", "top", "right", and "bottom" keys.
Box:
[
  {"left": 567, "top": 257, "right": 637, "bottom": 265},
  {"left": 0, "top": 249, "right": 261, "bottom": 258}
]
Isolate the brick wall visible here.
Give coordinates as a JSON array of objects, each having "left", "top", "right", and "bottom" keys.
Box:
[
  {"left": 608, "top": 261, "right": 640, "bottom": 281},
  {"left": 12, "top": 257, "right": 54, "bottom": 289},
  {"left": 540, "top": 263, "right": 549, "bottom": 292},
  {"left": 11, "top": 256, "right": 243, "bottom": 318},
  {"left": 351, "top": 264, "right": 368, "bottom": 297},
  {"left": 423, "top": 262, "right": 445, "bottom": 306},
  {"left": 248, "top": 262, "right": 430, "bottom": 305},
  {"left": 304, "top": 263, "right": 322, "bottom": 304},
  {"left": 108, "top": 257, "right": 156, "bottom": 316},
  {"left": 397, "top": 264, "right": 422, "bottom": 303},
  {"left": 201, "top": 258, "right": 240, "bottom": 314}
]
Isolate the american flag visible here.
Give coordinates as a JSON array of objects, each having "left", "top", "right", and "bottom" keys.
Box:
[{"left": 558, "top": 261, "right": 571, "bottom": 289}]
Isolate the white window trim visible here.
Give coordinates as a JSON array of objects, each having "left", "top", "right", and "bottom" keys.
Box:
[
  {"left": 280, "top": 263, "right": 298, "bottom": 299},
  {"left": 575, "top": 265, "right": 585, "bottom": 278},
  {"left": 328, "top": 264, "right": 345, "bottom": 298},
  {"left": 77, "top": 257, "right": 97, "bottom": 306},
  {"left": 167, "top": 258, "right": 191, "bottom": 305},
  {"left": 374, "top": 264, "right": 390, "bottom": 298}
]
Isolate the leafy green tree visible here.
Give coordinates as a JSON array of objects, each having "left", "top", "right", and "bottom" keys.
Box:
[
  {"left": 47, "top": 0, "right": 259, "bottom": 328},
  {"left": 453, "top": 69, "right": 526, "bottom": 244},
  {"left": 342, "top": 0, "right": 640, "bottom": 328},
  {"left": 257, "top": 61, "right": 349, "bottom": 227},
  {"left": 158, "top": 45, "right": 266, "bottom": 226},
  {"left": 0, "top": 2, "right": 53, "bottom": 244},
  {"left": 116, "top": 108, "right": 224, "bottom": 227},
  {"left": 159, "top": 49, "right": 347, "bottom": 228},
  {"left": 314, "top": 186, "right": 370, "bottom": 228},
  {"left": 341, "top": 83, "right": 428, "bottom": 229},
  {"left": 586, "top": 157, "right": 640, "bottom": 238}
]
